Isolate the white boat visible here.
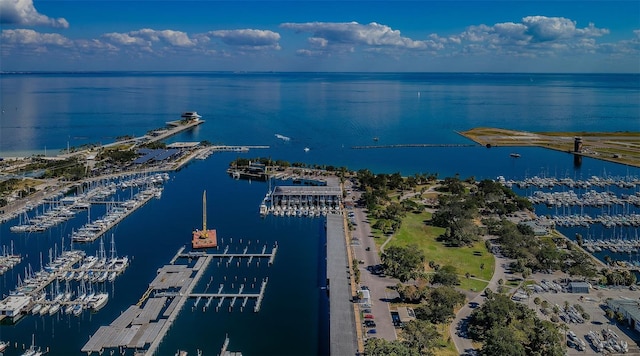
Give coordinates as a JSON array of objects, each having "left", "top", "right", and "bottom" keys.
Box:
[
  {"left": 108, "top": 271, "right": 117, "bottom": 282},
  {"left": 0, "top": 340, "right": 7, "bottom": 352},
  {"left": 49, "top": 303, "right": 60, "bottom": 315},
  {"left": 31, "top": 304, "right": 42, "bottom": 315},
  {"left": 89, "top": 293, "right": 109, "bottom": 311},
  {"left": 72, "top": 304, "right": 83, "bottom": 316},
  {"left": 38, "top": 304, "right": 50, "bottom": 315},
  {"left": 65, "top": 304, "right": 75, "bottom": 315}
]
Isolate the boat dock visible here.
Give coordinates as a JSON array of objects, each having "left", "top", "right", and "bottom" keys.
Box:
[
  {"left": 263, "top": 185, "right": 343, "bottom": 218},
  {"left": 82, "top": 240, "right": 274, "bottom": 355},
  {"left": 82, "top": 250, "right": 212, "bottom": 355},
  {"left": 72, "top": 186, "right": 162, "bottom": 243},
  {"left": 178, "top": 243, "right": 278, "bottom": 267},
  {"left": 189, "top": 277, "right": 268, "bottom": 312}
]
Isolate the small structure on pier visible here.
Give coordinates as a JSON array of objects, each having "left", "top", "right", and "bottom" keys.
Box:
[{"left": 192, "top": 191, "right": 217, "bottom": 249}]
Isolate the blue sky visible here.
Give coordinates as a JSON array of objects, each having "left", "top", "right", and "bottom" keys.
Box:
[{"left": 1, "top": 0, "right": 639, "bottom": 72}]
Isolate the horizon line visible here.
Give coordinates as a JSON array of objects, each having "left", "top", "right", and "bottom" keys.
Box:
[{"left": 1, "top": 70, "right": 638, "bottom": 75}]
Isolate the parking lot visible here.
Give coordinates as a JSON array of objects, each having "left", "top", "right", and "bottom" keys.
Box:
[{"left": 519, "top": 272, "right": 639, "bottom": 355}]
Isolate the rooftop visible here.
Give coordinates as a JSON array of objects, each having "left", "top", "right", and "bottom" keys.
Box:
[
  {"left": 608, "top": 299, "right": 640, "bottom": 321},
  {"left": 272, "top": 186, "right": 342, "bottom": 196}
]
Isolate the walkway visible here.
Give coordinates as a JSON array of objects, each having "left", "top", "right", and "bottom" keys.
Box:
[{"left": 326, "top": 214, "right": 358, "bottom": 356}]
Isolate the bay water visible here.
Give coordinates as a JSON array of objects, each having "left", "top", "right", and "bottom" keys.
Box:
[{"left": 0, "top": 72, "right": 638, "bottom": 355}]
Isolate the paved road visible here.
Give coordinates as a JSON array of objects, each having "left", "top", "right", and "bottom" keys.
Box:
[
  {"left": 449, "top": 240, "right": 514, "bottom": 355},
  {"left": 347, "top": 191, "right": 399, "bottom": 342}
]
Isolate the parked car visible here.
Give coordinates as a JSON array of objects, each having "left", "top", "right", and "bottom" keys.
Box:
[{"left": 364, "top": 314, "right": 374, "bottom": 319}]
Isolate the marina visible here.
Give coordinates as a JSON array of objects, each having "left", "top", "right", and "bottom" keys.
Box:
[
  {"left": 0, "top": 235, "right": 129, "bottom": 322},
  {"left": 497, "top": 173, "right": 640, "bottom": 269},
  {"left": 1, "top": 72, "right": 639, "bottom": 355},
  {"left": 9, "top": 173, "right": 169, "bottom": 236},
  {"left": 260, "top": 185, "right": 343, "bottom": 218},
  {"left": 82, "top": 241, "right": 276, "bottom": 355},
  {"left": 0, "top": 242, "right": 22, "bottom": 275},
  {"left": 71, "top": 185, "right": 163, "bottom": 243}
]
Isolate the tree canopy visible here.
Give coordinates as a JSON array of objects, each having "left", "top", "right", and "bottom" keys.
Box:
[
  {"left": 468, "top": 293, "right": 564, "bottom": 356},
  {"left": 382, "top": 245, "right": 425, "bottom": 282}
]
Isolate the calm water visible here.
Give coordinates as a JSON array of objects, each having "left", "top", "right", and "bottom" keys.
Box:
[{"left": 0, "top": 72, "right": 639, "bottom": 355}]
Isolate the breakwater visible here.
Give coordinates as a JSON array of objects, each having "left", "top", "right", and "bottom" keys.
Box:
[{"left": 351, "top": 143, "right": 476, "bottom": 149}]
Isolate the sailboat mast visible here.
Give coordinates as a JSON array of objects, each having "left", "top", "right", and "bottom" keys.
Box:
[{"left": 202, "top": 190, "right": 207, "bottom": 235}]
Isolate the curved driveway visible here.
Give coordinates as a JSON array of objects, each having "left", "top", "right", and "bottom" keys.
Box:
[{"left": 449, "top": 241, "right": 513, "bottom": 355}]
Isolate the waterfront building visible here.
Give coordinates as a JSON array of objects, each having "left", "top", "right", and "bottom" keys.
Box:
[
  {"left": 0, "top": 295, "right": 31, "bottom": 318},
  {"left": 568, "top": 282, "right": 590, "bottom": 294},
  {"left": 607, "top": 299, "right": 640, "bottom": 333}
]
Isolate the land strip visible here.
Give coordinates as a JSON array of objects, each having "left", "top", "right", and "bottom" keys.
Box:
[{"left": 459, "top": 127, "right": 640, "bottom": 167}]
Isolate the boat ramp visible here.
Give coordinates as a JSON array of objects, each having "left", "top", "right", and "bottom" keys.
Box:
[{"left": 82, "top": 242, "right": 276, "bottom": 355}]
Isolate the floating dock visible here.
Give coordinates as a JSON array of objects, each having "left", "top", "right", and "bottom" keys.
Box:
[
  {"left": 82, "top": 250, "right": 212, "bottom": 355},
  {"left": 82, "top": 240, "right": 275, "bottom": 355}
]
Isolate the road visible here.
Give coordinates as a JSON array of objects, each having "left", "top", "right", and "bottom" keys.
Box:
[
  {"left": 449, "top": 240, "right": 514, "bottom": 355},
  {"left": 346, "top": 184, "right": 399, "bottom": 343}
]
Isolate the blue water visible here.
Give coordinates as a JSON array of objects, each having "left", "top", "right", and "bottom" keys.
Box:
[{"left": 0, "top": 72, "right": 639, "bottom": 355}]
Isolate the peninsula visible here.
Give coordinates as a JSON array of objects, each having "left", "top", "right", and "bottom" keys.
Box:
[{"left": 460, "top": 128, "right": 640, "bottom": 168}]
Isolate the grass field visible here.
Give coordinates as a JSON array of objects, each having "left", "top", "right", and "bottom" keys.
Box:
[{"left": 384, "top": 210, "right": 495, "bottom": 291}]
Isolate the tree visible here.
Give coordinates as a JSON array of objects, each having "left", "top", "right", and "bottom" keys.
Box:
[
  {"left": 431, "top": 265, "right": 459, "bottom": 286},
  {"left": 401, "top": 320, "right": 439, "bottom": 356},
  {"left": 575, "top": 233, "right": 583, "bottom": 246},
  {"left": 381, "top": 245, "right": 425, "bottom": 282},
  {"left": 416, "top": 286, "right": 466, "bottom": 324},
  {"left": 364, "top": 338, "right": 420, "bottom": 356},
  {"left": 527, "top": 319, "right": 564, "bottom": 356},
  {"left": 480, "top": 326, "right": 526, "bottom": 356}
]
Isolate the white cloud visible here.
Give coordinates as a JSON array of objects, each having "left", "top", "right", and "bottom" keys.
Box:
[
  {"left": 207, "top": 29, "right": 281, "bottom": 50},
  {"left": 1, "top": 28, "right": 71, "bottom": 46},
  {"left": 281, "top": 21, "right": 437, "bottom": 51},
  {"left": 455, "top": 16, "right": 610, "bottom": 56},
  {"left": 308, "top": 37, "right": 328, "bottom": 48},
  {"left": 522, "top": 16, "right": 608, "bottom": 42},
  {"left": 100, "top": 29, "right": 196, "bottom": 55},
  {"left": 102, "top": 32, "right": 150, "bottom": 47},
  {"left": 0, "top": 0, "right": 69, "bottom": 28},
  {"left": 129, "top": 29, "right": 195, "bottom": 47}
]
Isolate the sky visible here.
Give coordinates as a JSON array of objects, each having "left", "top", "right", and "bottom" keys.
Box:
[{"left": 0, "top": 0, "right": 639, "bottom": 72}]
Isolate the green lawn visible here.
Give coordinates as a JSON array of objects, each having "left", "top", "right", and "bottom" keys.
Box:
[
  {"left": 458, "top": 278, "right": 489, "bottom": 293},
  {"left": 386, "top": 211, "right": 495, "bottom": 290}
]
